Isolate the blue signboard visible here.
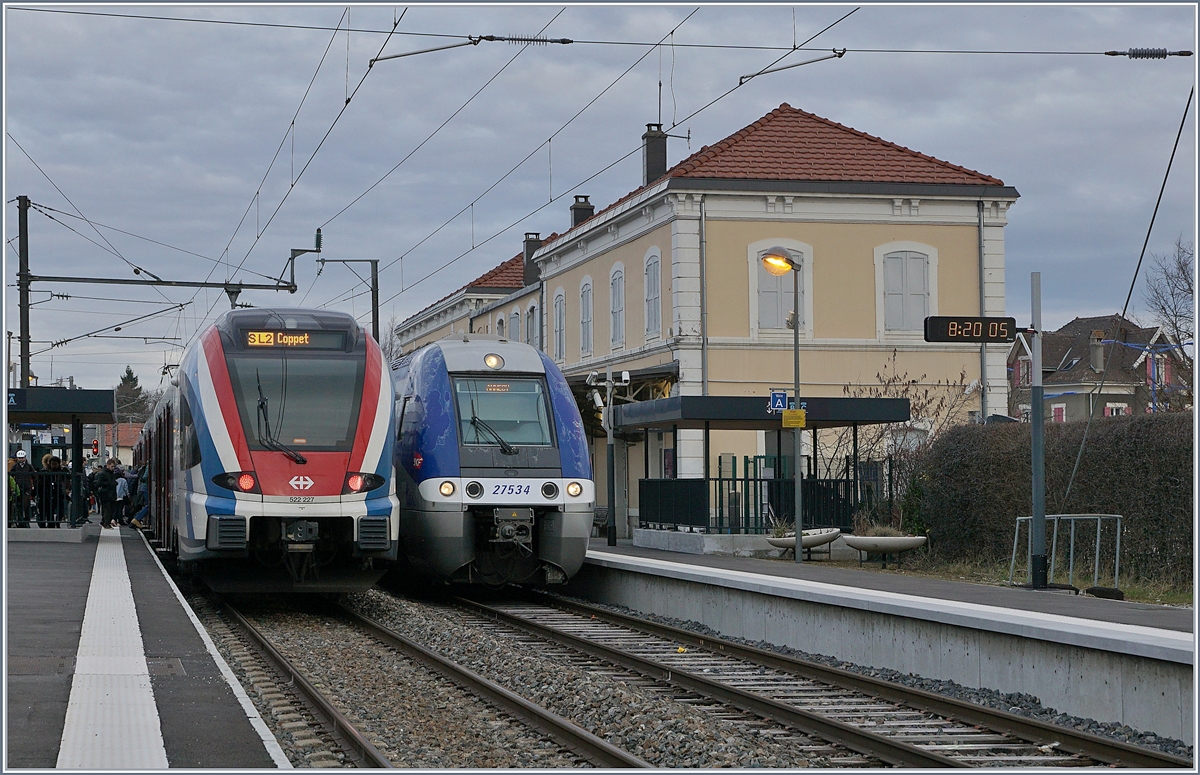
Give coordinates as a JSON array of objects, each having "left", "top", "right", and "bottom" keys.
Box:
[{"left": 769, "top": 390, "right": 788, "bottom": 412}]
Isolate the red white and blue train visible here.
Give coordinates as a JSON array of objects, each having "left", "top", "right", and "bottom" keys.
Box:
[{"left": 136, "top": 308, "right": 398, "bottom": 593}]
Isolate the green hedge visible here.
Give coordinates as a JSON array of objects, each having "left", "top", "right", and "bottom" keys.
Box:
[{"left": 916, "top": 412, "right": 1192, "bottom": 586}]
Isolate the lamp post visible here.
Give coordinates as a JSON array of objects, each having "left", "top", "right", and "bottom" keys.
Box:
[{"left": 761, "top": 247, "right": 804, "bottom": 563}]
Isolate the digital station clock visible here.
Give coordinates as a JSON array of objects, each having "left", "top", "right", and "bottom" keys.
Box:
[{"left": 923, "top": 316, "right": 1017, "bottom": 343}]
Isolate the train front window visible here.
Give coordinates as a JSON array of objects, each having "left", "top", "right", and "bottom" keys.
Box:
[
  {"left": 454, "top": 377, "right": 553, "bottom": 447},
  {"left": 226, "top": 354, "right": 365, "bottom": 451}
]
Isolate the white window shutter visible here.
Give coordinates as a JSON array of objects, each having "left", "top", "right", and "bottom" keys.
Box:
[{"left": 884, "top": 254, "right": 905, "bottom": 330}]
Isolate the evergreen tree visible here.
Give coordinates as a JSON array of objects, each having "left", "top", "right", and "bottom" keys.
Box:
[{"left": 115, "top": 366, "right": 150, "bottom": 423}]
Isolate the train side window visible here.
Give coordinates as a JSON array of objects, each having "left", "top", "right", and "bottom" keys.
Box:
[{"left": 179, "top": 376, "right": 203, "bottom": 469}]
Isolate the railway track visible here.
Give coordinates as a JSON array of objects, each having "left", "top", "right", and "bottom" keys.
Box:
[
  {"left": 219, "top": 595, "right": 649, "bottom": 768},
  {"left": 453, "top": 592, "right": 1192, "bottom": 769}
]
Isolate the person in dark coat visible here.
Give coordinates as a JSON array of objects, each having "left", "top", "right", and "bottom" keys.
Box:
[
  {"left": 94, "top": 459, "right": 120, "bottom": 529},
  {"left": 10, "top": 450, "right": 34, "bottom": 528},
  {"left": 36, "top": 456, "right": 68, "bottom": 528}
]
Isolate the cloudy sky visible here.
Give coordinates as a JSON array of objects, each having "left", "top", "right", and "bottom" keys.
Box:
[{"left": 4, "top": 3, "right": 1196, "bottom": 392}]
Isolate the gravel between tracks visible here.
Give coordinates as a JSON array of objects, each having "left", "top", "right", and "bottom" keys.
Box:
[
  {"left": 244, "top": 605, "right": 587, "bottom": 768},
  {"left": 563, "top": 594, "right": 1195, "bottom": 763},
  {"left": 347, "top": 589, "right": 836, "bottom": 768}
]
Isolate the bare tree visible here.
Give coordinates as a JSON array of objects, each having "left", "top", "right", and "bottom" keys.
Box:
[
  {"left": 379, "top": 313, "right": 402, "bottom": 363},
  {"left": 1142, "top": 236, "right": 1193, "bottom": 408}
]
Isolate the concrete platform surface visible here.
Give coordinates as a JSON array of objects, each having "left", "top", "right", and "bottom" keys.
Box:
[
  {"left": 6, "top": 526, "right": 289, "bottom": 768},
  {"left": 588, "top": 538, "right": 1193, "bottom": 633}
]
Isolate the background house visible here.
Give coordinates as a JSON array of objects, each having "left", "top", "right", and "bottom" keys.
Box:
[{"left": 1008, "top": 314, "right": 1189, "bottom": 423}]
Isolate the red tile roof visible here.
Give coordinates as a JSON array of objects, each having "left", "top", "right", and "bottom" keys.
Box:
[
  {"left": 553, "top": 104, "right": 1007, "bottom": 245},
  {"left": 665, "top": 103, "right": 1005, "bottom": 185},
  {"left": 400, "top": 233, "right": 561, "bottom": 328}
]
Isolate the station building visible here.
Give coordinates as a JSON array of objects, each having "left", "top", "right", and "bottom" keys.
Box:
[{"left": 394, "top": 104, "right": 1020, "bottom": 537}]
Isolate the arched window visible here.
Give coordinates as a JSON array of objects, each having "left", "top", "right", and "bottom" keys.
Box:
[
  {"left": 580, "top": 280, "right": 593, "bottom": 356},
  {"left": 644, "top": 251, "right": 661, "bottom": 338},
  {"left": 757, "top": 248, "right": 801, "bottom": 330},
  {"left": 526, "top": 305, "right": 537, "bottom": 347},
  {"left": 883, "top": 250, "right": 928, "bottom": 331},
  {"left": 610, "top": 267, "right": 625, "bottom": 348},
  {"left": 553, "top": 292, "right": 565, "bottom": 361},
  {"left": 496, "top": 316, "right": 505, "bottom": 339}
]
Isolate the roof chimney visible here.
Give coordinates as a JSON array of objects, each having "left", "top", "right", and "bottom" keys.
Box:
[
  {"left": 522, "top": 232, "right": 542, "bottom": 286},
  {"left": 570, "top": 195, "right": 594, "bottom": 228},
  {"left": 642, "top": 123, "right": 667, "bottom": 185},
  {"left": 1090, "top": 330, "right": 1105, "bottom": 372}
]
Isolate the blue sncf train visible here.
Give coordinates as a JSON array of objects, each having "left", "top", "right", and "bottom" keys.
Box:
[{"left": 390, "top": 336, "right": 594, "bottom": 587}]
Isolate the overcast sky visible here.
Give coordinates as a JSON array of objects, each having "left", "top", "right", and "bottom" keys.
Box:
[{"left": 4, "top": 3, "right": 1196, "bottom": 392}]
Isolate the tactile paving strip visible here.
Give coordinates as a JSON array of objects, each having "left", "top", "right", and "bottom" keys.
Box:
[{"left": 56, "top": 531, "right": 170, "bottom": 769}]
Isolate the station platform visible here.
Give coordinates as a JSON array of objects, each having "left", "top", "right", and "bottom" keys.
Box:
[
  {"left": 578, "top": 538, "right": 1194, "bottom": 743},
  {"left": 584, "top": 538, "right": 1193, "bottom": 633},
  {"left": 6, "top": 521, "right": 289, "bottom": 769}
]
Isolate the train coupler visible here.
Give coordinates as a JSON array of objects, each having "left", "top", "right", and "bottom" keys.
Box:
[
  {"left": 491, "top": 508, "right": 534, "bottom": 546},
  {"left": 283, "top": 519, "right": 319, "bottom": 552}
]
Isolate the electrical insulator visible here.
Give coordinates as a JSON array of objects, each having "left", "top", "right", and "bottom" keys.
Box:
[
  {"left": 315, "top": 228, "right": 322, "bottom": 251},
  {"left": 1127, "top": 48, "right": 1168, "bottom": 59}
]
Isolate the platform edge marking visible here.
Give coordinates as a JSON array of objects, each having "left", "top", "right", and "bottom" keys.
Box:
[
  {"left": 57, "top": 530, "right": 169, "bottom": 769},
  {"left": 136, "top": 529, "right": 293, "bottom": 768}
]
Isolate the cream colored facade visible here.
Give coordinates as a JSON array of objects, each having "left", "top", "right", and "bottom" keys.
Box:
[
  {"left": 394, "top": 114, "right": 1018, "bottom": 537},
  {"left": 528, "top": 182, "right": 1015, "bottom": 535}
]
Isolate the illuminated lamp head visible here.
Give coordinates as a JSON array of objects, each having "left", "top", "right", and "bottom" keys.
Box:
[
  {"left": 484, "top": 353, "right": 504, "bottom": 370},
  {"left": 347, "top": 474, "right": 365, "bottom": 492},
  {"left": 237, "top": 473, "right": 256, "bottom": 492},
  {"left": 760, "top": 246, "right": 797, "bottom": 276}
]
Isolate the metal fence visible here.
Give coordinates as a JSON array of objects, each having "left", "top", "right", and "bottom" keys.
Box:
[
  {"left": 638, "top": 476, "right": 856, "bottom": 534},
  {"left": 8, "top": 470, "right": 88, "bottom": 528}
]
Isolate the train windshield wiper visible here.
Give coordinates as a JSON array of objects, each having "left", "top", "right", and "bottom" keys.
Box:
[
  {"left": 470, "top": 415, "right": 517, "bottom": 455},
  {"left": 256, "top": 371, "right": 307, "bottom": 464}
]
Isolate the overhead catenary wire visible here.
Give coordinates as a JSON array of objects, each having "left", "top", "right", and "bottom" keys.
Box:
[
  {"left": 25, "top": 203, "right": 282, "bottom": 283},
  {"left": 330, "top": 4, "right": 855, "bottom": 320},
  {"left": 31, "top": 303, "right": 191, "bottom": 356},
  {"left": 7, "top": 134, "right": 177, "bottom": 305},
  {"left": 184, "top": 9, "right": 409, "bottom": 347},
  {"left": 320, "top": 8, "right": 566, "bottom": 230},
  {"left": 1059, "top": 85, "right": 1193, "bottom": 510},
  {"left": 12, "top": 8, "right": 1192, "bottom": 57},
  {"left": 315, "top": 7, "right": 699, "bottom": 312}
]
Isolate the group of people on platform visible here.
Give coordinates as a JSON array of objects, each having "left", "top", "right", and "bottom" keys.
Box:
[{"left": 7, "top": 450, "right": 146, "bottom": 530}]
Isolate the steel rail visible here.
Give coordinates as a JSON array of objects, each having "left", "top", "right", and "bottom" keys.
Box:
[
  {"left": 455, "top": 596, "right": 962, "bottom": 768},
  {"left": 536, "top": 592, "right": 1193, "bottom": 769},
  {"left": 220, "top": 601, "right": 395, "bottom": 768},
  {"left": 338, "top": 605, "right": 653, "bottom": 769}
]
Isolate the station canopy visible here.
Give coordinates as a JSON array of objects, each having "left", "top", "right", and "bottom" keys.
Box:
[
  {"left": 7, "top": 387, "right": 117, "bottom": 424},
  {"left": 613, "top": 395, "right": 910, "bottom": 432}
]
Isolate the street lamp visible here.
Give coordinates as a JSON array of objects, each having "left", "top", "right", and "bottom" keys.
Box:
[{"left": 761, "top": 246, "right": 804, "bottom": 563}]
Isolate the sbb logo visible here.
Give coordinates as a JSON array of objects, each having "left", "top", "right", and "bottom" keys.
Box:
[{"left": 289, "top": 476, "right": 315, "bottom": 490}]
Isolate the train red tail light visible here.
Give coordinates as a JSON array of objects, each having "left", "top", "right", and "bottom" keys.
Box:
[
  {"left": 211, "top": 472, "right": 261, "bottom": 494},
  {"left": 343, "top": 472, "right": 385, "bottom": 494}
]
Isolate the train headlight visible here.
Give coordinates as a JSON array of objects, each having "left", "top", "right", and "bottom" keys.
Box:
[
  {"left": 211, "top": 472, "right": 260, "bottom": 494},
  {"left": 566, "top": 481, "right": 583, "bottom": 497},
  {"left": 439, "top": 480, "right": 456, "bottom": 497},
  {"left": 484, "top": 353, "right": 504, "bottom": 369},
  {"left": 343, "top": 472, "right": 386, "bottom": 494},
  {"left": 541, "top": 482, "right": 559, "bottom": 499},
  {"left": 465, "top": 481, "right": 484, "bottom": 499}
]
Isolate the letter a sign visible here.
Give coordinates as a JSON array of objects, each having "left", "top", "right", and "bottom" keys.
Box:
[{"left": 769, "top": 391, "right": 788, "bottom": 413}]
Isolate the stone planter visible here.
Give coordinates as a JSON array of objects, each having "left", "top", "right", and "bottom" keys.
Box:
[
  {"left": 765, "top": 527, "right": 841, "bottom": 550},
  {"left": 841, "top": 534, "right": 927, "bottom": 568}
]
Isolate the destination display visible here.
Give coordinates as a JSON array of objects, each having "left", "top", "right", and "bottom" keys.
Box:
[
  {"left": 923, "top": 316, "right": 1017, "bottom": 344},
  {"left": 245, "top": 330, "right": 347, "bottom": 349}
]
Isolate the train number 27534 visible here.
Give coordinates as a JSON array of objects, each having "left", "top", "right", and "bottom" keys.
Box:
[{"left": 492, "top": 484, "right": 531, "bottom": 495}]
